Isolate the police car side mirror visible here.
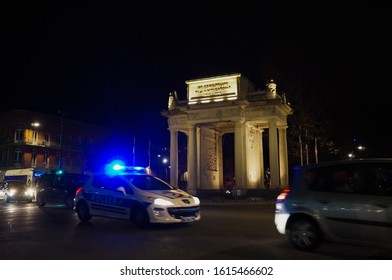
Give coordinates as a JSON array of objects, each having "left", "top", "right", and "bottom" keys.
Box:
[{"left": 116, "top": 186, "right": 126, "bottom": 195}]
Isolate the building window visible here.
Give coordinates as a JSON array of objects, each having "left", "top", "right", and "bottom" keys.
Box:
[
  {"left": 66, "top": 152, "right": 71, "bottom": 166},
  {"left": 56, "top": 152, "right": 61, "bottom": 167},
  {"left": 32, "top": 130, "right": 38, "bottom": 144},
  {"left": 32, "top": 149, "right": 37, "bottom": 167},
  {"left": 45, "top": 132, "right": 50, "bottom": 145},
  {"left": 14, "top": 149, "right": 22, "bottom": 163},
  {"left": 15, "top": 128, "right": 23, "bottom": 143},
  {"left": 44, "top": 152, "right": 50, "bottom": 167},
  {"left": 67, "top": 135, "right": 72, "bottom": 145}
]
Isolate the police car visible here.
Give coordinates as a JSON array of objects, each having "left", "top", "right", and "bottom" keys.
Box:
[{"left": 74, "top": 162, "right": 201, "bottom": 228}]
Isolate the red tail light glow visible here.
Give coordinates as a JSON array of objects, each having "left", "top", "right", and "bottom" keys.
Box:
[
  {"left": 75, "top": 187, "right": 83, "bottom": 196},
  {"left": 276, "top": 188, "right": 290, "bottom": 202}
]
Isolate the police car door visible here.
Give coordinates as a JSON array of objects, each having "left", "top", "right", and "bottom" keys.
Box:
[{"left": 89, "top": 175, "right": 134, "bottom": 220}]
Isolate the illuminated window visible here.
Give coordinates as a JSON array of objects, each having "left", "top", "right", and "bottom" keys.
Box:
[{"left": 32, "top": 130, "right": 38, "bottom": 143}]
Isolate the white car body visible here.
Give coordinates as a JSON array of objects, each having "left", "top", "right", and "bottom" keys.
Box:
[{"left": 74, "top": 171, "right": 200, "bottom": 227}]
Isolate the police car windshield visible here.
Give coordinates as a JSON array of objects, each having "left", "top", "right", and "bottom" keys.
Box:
[{"left": 124, "top": 175, "right": 174, "bottom": 191}]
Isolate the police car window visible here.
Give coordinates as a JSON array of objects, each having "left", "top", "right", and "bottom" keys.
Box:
[
  {"left": 126, "top": 175, "right": 173, "bottom": 191},
  {"left": 91, "top": 175, "right": 132, "bottom": 194}
]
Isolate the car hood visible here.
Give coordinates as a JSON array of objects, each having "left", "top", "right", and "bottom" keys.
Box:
[{"left": 147, "top": 189, "right": 194, "bottom": 200}]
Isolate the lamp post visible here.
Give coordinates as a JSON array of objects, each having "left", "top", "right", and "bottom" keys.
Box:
[{"left": 163, "top": 158, "right": 169, "bottom": 181}]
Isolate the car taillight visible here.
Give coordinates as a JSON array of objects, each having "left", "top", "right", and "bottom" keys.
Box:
[
  {"left": 75, "top": 187, "right": 83, "bottom": 195},
  {"left": 276, "top": 188, "right": 290, "bottom": 202}
]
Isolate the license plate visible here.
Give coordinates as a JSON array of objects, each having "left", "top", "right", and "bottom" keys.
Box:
[{"left": 181, "top": 216, "right": 195, "bottom": 222}]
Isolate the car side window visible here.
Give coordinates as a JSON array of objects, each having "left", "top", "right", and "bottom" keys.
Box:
[
  {"left": 345, "top": 163, "right": 392, "bottom": 196},
  {"left": 330, "top": 169, "right": 354, "bottom": 193},
  {"left": 39, "top": 174, "right": 55, "bottom": 189},
  {"left": 91, "top": 175, "right": 133, "bottom": 195},
  {"left": 308, "top": 166, "right": 354, "bottom": 193},
  {"left": 308, "top": 163, "right": 392, "bottom": 196},
  {"left": 371, "top": 164, "right": 392, "bottom": 196}
]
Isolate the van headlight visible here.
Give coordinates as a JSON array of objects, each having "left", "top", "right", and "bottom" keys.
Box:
[{"left": 154, "top": 198, "right": 174, "bottom": 206}]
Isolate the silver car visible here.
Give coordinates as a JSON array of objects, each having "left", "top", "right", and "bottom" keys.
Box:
[{"left": 275, "top": 158, "right": 392, "bottom": 251}]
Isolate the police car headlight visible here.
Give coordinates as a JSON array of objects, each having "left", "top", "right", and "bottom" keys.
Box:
[
  {"left": 154, "top": 198, "right": 174, "bottom": 206},
  {"left": 193, "top": 196, "right": 200, "bottom": 205}
]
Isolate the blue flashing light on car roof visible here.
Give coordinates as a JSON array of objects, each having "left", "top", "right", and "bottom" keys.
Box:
[
  {"left": 112, "top": 163, "right": 125, "bottom": 171},
  {"left": 104, "top": 160, "right": 147, "bottom": 176}
]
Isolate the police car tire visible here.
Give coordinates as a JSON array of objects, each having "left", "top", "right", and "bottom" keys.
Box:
[
  {"left": 77, "top": 201, "right": 92, "bottom": 222},
  {"left": 132, "top": 207, "right": 149, "bottom": 228}
]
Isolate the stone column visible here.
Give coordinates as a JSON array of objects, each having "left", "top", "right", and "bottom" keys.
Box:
[
  {"left": 187, "top": 125, "right": 198, "bottom": 194},
  {"left": 259, "top": 129, "right": 265, "bottom": 188},
  {"left": 217, "top": 131, "right": 223, "bottom": 189},
  {"left": 279, "top": 126, "right": 289, "bottom": 187},
  {"left": 169, "top": 129, "right": 178, "bottom": 187},
  {"left": 234, "top": 119, "right": 246, "bottom": 192},
  {"left": 268, "top": 120, "right": 280, "bottom": 187}
]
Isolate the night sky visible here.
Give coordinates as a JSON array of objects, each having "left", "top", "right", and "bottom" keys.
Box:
[{"left": 1, "top": 1, "right": 390, "bottom": 156}]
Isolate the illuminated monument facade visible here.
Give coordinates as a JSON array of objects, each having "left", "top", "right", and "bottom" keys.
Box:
[{"left": 161, "top": 73, "right": 293, "bottom": 195}]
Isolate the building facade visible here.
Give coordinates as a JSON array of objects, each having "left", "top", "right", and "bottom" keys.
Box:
[{"left": 0, "top": 110, "right": 134, "bottom": 177}]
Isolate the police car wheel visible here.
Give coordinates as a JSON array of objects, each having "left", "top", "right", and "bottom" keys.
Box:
[
  {"left": 77, "top": 201, "right": 91, "bottom": 222},
  {"left": 132, "top": 207, "right": 149, "bottom": 228}
]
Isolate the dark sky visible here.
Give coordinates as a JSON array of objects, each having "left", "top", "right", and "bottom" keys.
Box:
[{"left": 1, "top": 1, "right": 390, "bottom": 155}]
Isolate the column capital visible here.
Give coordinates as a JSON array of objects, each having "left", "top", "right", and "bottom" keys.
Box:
[{"left": 169, "top": 127, "right": 178, "bottom": 132}]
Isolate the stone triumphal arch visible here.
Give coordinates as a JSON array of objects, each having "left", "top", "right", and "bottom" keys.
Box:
[{"left": 161, "top": 73, "right": 293, "bottom": 195}]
